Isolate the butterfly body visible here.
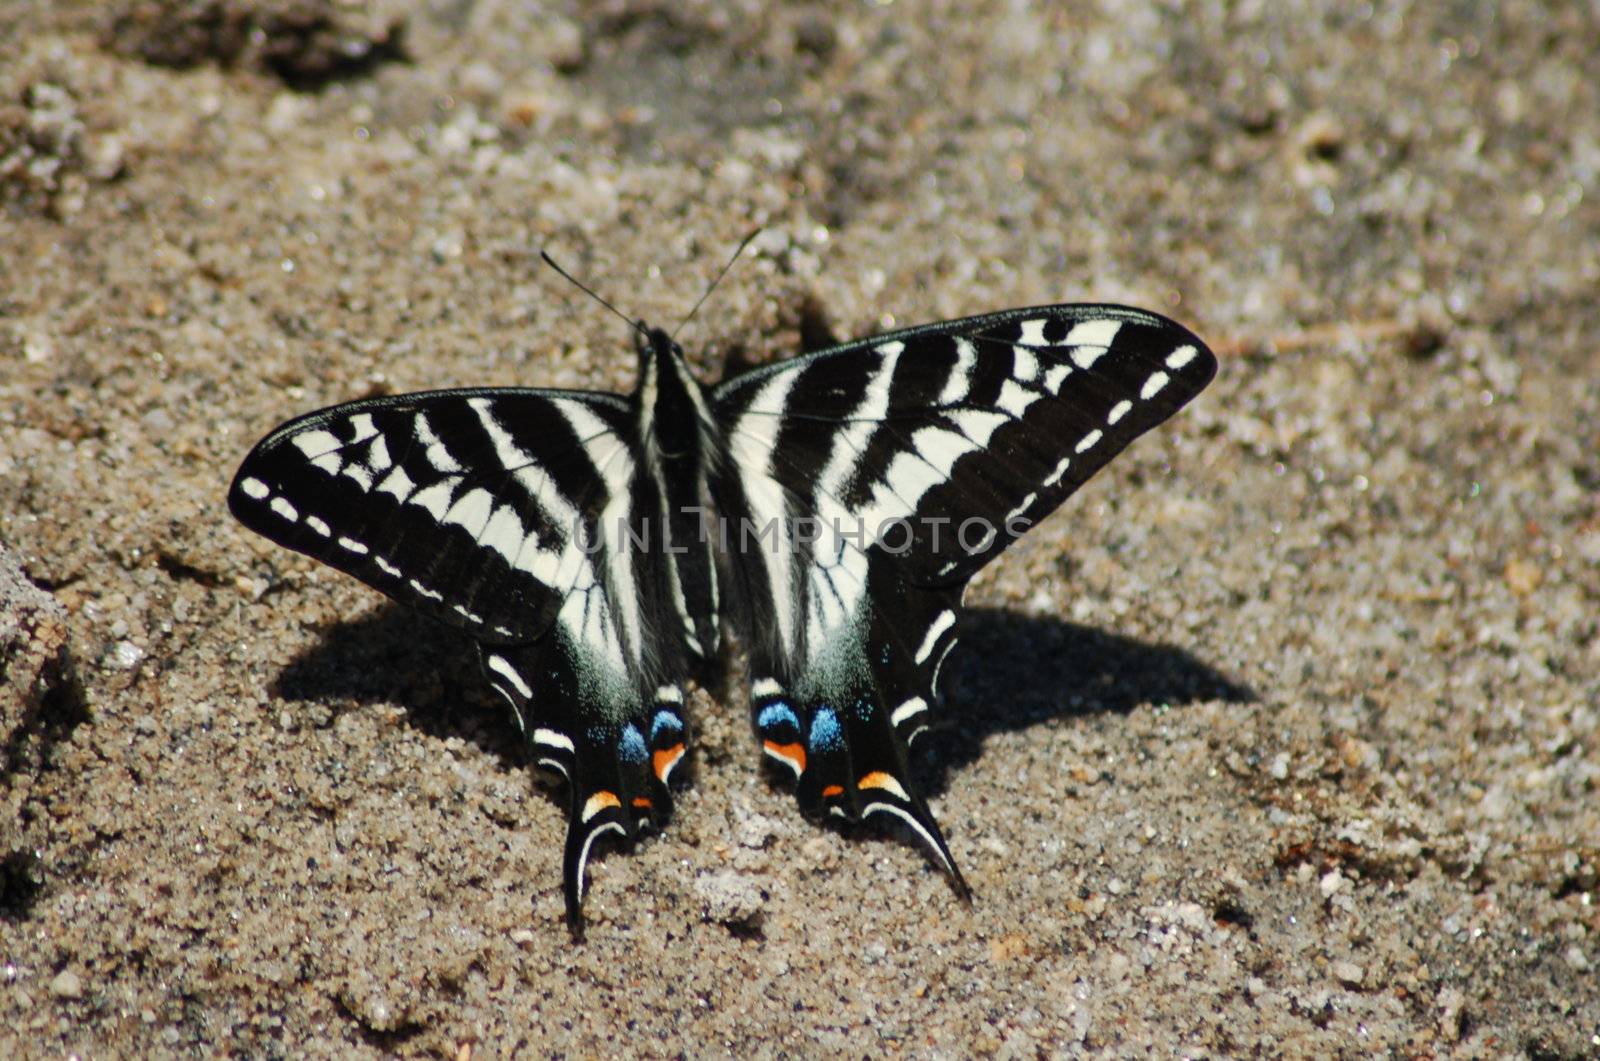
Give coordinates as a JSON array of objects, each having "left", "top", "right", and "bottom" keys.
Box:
[{"left": 230, "top": 299, "right": 1216, "bottom": 932}]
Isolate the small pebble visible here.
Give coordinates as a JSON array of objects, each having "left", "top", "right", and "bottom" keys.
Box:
[{"left": 49, "top": 969, "right": 83, "bottom": 999}]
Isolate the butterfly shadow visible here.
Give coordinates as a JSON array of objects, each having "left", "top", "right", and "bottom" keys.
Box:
[
  {"left": 911, "top": 609, "right": 1256, "bottom": 798},
  {"left": 271, "top": 603, "right": 529, "bottom": 773}
]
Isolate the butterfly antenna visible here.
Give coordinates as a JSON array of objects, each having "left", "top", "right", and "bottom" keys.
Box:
[
  {"left": 672, "top": 228, "right": 761, "bottom": 340},
  {"left": 540, "top": 250, "right": 649, "bottom": 341}
]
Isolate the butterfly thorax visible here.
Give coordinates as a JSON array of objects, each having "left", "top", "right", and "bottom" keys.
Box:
[
  {"left": 633, "top": 326, "right": 714, "bottom": 459},
  {"left": 631, "top": 325, "right": 721, "bottom": 668}
]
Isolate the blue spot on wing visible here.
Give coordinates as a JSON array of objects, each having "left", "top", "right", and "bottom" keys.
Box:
[
  {"left": 808, "top": 706, "right": 843, "bottom": 753},
  {"left": 757, "top": 701, "right": 800, "bottom": 734},
  {"left": 650, "top": 709, "right": 684, "bottom": 743},
  {"left": 619, "top": 724, "right": 648, "bottom": 764}
]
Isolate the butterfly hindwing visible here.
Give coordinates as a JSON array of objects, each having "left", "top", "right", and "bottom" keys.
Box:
[
  {"left": 713, "top": 304, "right": 1215, "bottom": 890},
  {"left": 479, "top": 640, "right": 689, "bottom": 933}
]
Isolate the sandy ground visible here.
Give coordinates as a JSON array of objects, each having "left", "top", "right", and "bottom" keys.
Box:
[{"left": 3, "top": 1, "right": 1598, "bottom": 1056}]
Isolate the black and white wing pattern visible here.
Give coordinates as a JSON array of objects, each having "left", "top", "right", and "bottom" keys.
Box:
[
  {"left": 711, "top": 305, "right": 1215, "bottom": 885},
  {"left": 228, "top": 388, "right": 697, "bottom": 931},
  {"left": 230, "top": 295, "right": 1216, "bottom": 934}
]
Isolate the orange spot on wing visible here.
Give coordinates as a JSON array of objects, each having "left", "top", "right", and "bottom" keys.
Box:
[
  {"left": 858, "top": 771, "right": 894, "bottom": 790},
  {"left": 821, "top": 784, "right": 845, "bottom": 798},
  {"left": 632, "top": 796, "right": 653, "bottom": 809},
  {"left": 581, "top": 789, "right": 622, "bottom": 822},
  {"left": 763, "top": 740, "right": 807, "bottom": 774},
  {"left": 652, "top": 743, "right": 685, "bottom": 781}
]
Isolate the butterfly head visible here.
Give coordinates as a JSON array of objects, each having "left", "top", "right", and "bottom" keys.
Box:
[{"left": 634, "top": 324, "right": 683, "bottom": 367}]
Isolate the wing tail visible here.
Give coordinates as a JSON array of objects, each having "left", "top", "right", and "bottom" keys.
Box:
[{"left": 480, "top": 641, "right": 691, "bottom": 933}]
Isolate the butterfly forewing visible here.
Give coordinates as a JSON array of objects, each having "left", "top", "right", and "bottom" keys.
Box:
[
  {"left": 713, "top": 304, "right": 1216, "bottom": 592},
  {"left": 229, "top": 388, "right": 637, "bottom": 645}
]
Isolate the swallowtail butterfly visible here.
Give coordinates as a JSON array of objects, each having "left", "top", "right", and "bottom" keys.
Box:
[{"left": 229, "top": 261, "right": 1216, "bottom": 933}]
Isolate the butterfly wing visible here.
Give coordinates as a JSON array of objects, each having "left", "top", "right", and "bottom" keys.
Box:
[
  {"left": 711, "top": 304, "right": 1216, "bottom": 884},
  {"left": 229, "top": 388, "right": 693, "bottom": 932}
]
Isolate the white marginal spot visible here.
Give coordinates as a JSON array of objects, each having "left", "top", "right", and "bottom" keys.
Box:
[
  {"left": 1005, "top": 492, "right": 1037, "bottom": 524},
  {"left": 534, "top": 727, "right": 575, "bottom": 754},
  {"left": 337, "top": 536, "right": 369, "bottom": 555},
  {"left": 1166, "top": 344, "right": 1198, "bottom": 369},
  {"left": 890, "top": 696, "right": 929, "bottom": 727},
  {"left": 239, "top": 477, "right": 270, "bottom": 499},
  {"left": 938, "top": 337, "right": 978, "bottom": 406},
  {"left": 487, "top": 655, "right": 533, "bottom": 698},
  {"left": 306, "top": 515, "right": 331, "bottom": 536},
  {"left": 1044, "top": 456, "right": 1072, "bottom": 487},
  {"left": 270, "top": 496, "right": 298, "bottom": 521},
  {"left": 655, "top": 684, "right": 683, "bottom": 704},
  {"left": 1017, "top": 319, "right": 1049, "bottom": 346},
  {"left": 408, "top": 578, "right": 443, "bottom": 602},
  {"left": 1075, "top": 429, "right": 1103, "bottom": 454},
  {"left": 452, "top": 603, "right": 481, "bottom": 622},
  {"left": 751, "top": 677, "right": 783, "bottom": 700},
  {"left": 413, "top": 413, "right": 462, "bottom": 473},
  {"left": 1107, "top": 399, "right": 1132, "bottom": 425},
  {"left": 536, "top": 757, "right": 569, "bottom": 779},
  {"left": 374, "top": 556, "right": 400, "bottom": 576},
  {"left": 1141, "top": 371, "right": 1171, "bottom": 400},
  {"left": 915, "top": 610, "right": 956, "bottom": 665}
]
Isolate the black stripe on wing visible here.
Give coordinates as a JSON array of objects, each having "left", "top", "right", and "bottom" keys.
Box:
[
  {"left": 713, "top": 304, "right": 1216, "bottom": 589},
  {"left": 228, "top": 388, "right": 631, "bottom": 644}
]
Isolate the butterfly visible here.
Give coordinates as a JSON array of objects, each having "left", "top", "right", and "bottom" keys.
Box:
[{"left": 228, "top": 260, "right": 1216, "bottom": 933}]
